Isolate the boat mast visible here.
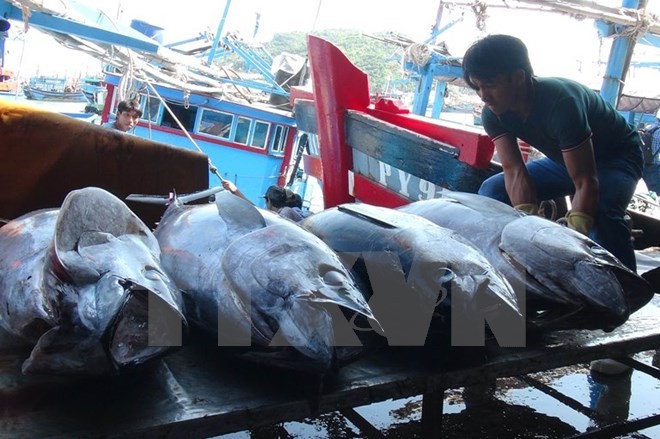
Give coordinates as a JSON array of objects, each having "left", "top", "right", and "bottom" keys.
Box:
[
  {"left": 599, "top": 0, "right": 645, "bottom": 109},
  {"left": 206, "top": 0, "right": 232, "bottom": 66}
]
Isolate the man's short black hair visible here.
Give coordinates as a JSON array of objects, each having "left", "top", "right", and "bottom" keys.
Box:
[
  {"left": 263, "top": 185, "right": 301, "bottom": 209},
  {"left": 462, "top": 34, "right": 534, "bottom": 90},
  {"left": 287, "top": 193, "right": 303, "bottom": 209},
  {"left": 117, "top": 99, "right": 143, "bottom": 118},
  {"left": 263, "top": 185, "right": 288, "bottom": 208}
]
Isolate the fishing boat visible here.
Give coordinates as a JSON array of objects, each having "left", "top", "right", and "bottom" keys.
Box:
[
  {"left": 0, "top": 0, "right": 307, "bottom": 204},
  {"left": 0, "top": 66, "right": 19, "bottom": 95},
  {"left": 80, "top": 75, "right": 107, "bottom": 112},
  {"left": 22, "top": 76, "right": 89, "bottom": 102}
]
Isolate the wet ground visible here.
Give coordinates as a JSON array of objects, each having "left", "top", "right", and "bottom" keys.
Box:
[{"left": 214, "top": 350, "right": 660, "bottom": 438}]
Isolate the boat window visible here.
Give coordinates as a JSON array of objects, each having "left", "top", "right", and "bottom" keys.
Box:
[
  {"left": 271, "top": 125, "right": 288, "bottom": 154},
  {"left": 235, "top": 117, "right": 251, "bottom": 145},
  {"left": 140, "top": 95, "right": 161, "bottom": 123},
  {"left": 251, "top": 121, "right": 270, "bottom": 149},
  {"left": 199, "top": 109, "right": 233, "bottom": 139},
  {"left": 161, "top": 101, "right": 197, "bottom": 131}
]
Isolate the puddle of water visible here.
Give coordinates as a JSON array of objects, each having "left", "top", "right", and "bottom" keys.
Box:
[{"left": 211, "top": 350, "right": 660, "bottom": 438}]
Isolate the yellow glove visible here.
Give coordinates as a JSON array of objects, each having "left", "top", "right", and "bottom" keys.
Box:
[
  {"left": 514, "top": 203, "right": 538, "bottom": 215},
  {"left": 566, "top": 211, "right": 594, "bottom": 235}
]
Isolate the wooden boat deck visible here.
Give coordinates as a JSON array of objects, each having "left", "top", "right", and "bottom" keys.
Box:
[{"left": 2, "top": 295, "right": 659, "bottom": 439}]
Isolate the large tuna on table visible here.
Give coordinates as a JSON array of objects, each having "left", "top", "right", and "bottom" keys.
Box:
[
  {"left": 399, "top": 190, "right": 655, "bottom": 332},
  {"left": 153, "top": 191, "right": 378, "bottom": 372},
  {"left": 0, "top": 187, "right": 186, "bottom": 375},
  {"left": 301, "top": 203, "right": 524, "bottom": 348}
]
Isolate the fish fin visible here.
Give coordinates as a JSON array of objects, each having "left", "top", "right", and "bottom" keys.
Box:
[
  {"left": 442, "top": 190, "right": 521, "bottom": 217},
  {"left": 126, "top": 186, "right": 223, "bottom": 205},
  {"left": 641, "top": 266, "right": 660, "bottom": 295},
  {"left": 125, "top": 193, "right": 171, "bottom": 205},
  {"left": 22, "top": 326, "right": 114, "bottom": 375},
  {"left": 178, "top": 186, "right": 224, "bottom": 204},
  {"left": 337, "top": 204, "right": 399, "bottom": 229},
  {"left": 52, "top": 187, "right": 156, "bottom": 283},
  {"left": 214, "top": 191, "right": 267, "bottom": 231}
]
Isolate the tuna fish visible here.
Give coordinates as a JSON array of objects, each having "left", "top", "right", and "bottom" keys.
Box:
[
  {"left": 153, "top": 191, "right": 378, "bottom": 372},
  {"left": 0, "top": 187, "right": 185, "bottom": 375},
  {"left": 399, "top": 190, "right": 655, "bottom": 332},
  {"left": 301, "top": 203, "right": 524, "bottom": 348}
]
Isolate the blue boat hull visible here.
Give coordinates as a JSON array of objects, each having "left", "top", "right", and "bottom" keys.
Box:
[
  {"left": 24, "top": 86, "right": 89, "bottom": 102},
  {"left": 102, "top": 72, "right": 299, "bottom": 208}
]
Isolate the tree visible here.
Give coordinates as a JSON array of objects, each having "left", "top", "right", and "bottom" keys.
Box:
[{"left": 265, "top": 29, "right": 408, "bottom": 94}]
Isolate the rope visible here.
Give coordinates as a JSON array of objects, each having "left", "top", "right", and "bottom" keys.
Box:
[
  {"left": 311, "top": 0, "right": 322, "bottom": 33},
  {"left": 117, "top": 48, "right": 139, "bottom": 102},
  {"left": 404, "top": 43, "right": 432, "bottom": 67},
  {"left": 143, "top": 80, "right": 224, "bottom": 183},
  {"left": 218, "top": 65, "right": 253, "bottom": 104},
  {"left": 615, "top": 8, "right": 654, "bottom": 40},
  {"left": 471, "top": 0, "right": 489, "bottom": 32}
]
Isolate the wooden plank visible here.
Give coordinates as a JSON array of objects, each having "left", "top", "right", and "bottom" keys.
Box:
[
  {"left": 292, "top": 99, "right": 318, "bottom": 134},
  {"left": 517, "top": 375, "right": 597, "bottom": 419},
  {"left": 1, "top": 296, "right": 659, "bottom": 438},
  {"left": 339, "top": 408, "right": 386, "bottom": 439},
  {"left": 365, "top": 107, "right": 495, "bottom": 169},
  {"left": 345, "top": 111, "right": 494, "bottom": 194},
  {"left": 421, "top": 387, "right": 445, "bottom": 438},
  {"left": 565, "top": 414, "right": 660, "bottom": 439},
  {"left": 0, "top": 101, "right": 210, "bottom": 229}
]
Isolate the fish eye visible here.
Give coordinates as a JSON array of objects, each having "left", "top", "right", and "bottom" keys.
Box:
[
  {"left": 143, "top": 265, "right": 165, "bottom": 281},
  {"left": 323, "top": 270, "right": 345, "bottom": 286},
  {"left": 436, "top": 268, "right": 455, "bottom": 284},
  {"left": 590, "top": 246, "right": 610, "bottom": 256}
]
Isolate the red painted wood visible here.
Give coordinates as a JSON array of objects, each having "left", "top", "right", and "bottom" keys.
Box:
[
  {"left": 366, "top": 105, "right": 495, "bottom": 169},
  {"left": 307, "top": 35, "right": 370, "bottom": 208},
  {"left": 289, "top": 85, "right": 314, "bottom": 104},
  {"left": 101, "top": 83, "right": 114, "bottom": 124},
  {"left": 351, "top": 173, "right": 411, "bottom": 208},
  {"left": 302, "top": 154, "right": 323, "bottom": 180}
]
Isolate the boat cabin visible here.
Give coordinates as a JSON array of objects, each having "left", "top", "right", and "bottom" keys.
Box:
[{"left": 101, "top": 73, "right": 301, "bottom": 206}]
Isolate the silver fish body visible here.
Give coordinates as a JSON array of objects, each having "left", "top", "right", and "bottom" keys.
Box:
[
  {"left": 154, "top": 191, "right": 377, "bottom": 372},
  {"left": 301, "top": 203, "right": 524, "bottom": 348},
  {"left": 0, "top": 187, "right": 186, "bottom": 375},
  {"left": 399, "top": 191, "right": 655, "bottom": 331}
]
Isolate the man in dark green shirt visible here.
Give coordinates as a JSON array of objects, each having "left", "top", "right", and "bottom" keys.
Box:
[{"left": 462, "top": 34, "right": 643, "bottom": 272}]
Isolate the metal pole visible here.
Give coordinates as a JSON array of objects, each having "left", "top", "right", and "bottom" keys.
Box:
[
  {"left": 206, "top": 0, "right": 232, "bottom": 65},
  {"left": 599, "top": 0, "right": 644, "bottom": 107}
]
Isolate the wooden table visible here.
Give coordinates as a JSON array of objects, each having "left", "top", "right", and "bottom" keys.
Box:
[{"left": 1, "top": 295, "right": 659, "bottom": 439}]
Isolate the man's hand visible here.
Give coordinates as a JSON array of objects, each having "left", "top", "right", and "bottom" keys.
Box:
[
  {"left": 222, "top": 180, "right": 237, "bottom": 194},
  {"left": 514, "top": 203, "right": 538, "bottom": 215},
  {"left": 566, "top": 211, "right": 594, "bottom": 235}
]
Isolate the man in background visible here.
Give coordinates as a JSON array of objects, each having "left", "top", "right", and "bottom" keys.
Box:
[
  {"left": 222, "top": 181, "right": 309, "bottom": 222},
  {"left": 102, "top": 99, "right": 142, "bottom": 133}
]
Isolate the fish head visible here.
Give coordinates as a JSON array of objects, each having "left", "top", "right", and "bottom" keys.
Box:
[
  {"left": 22, "top": 276, "right": 184, "bottom": 375},
  {"left": 24, "top": 187, "right": 186, "bottom": 375},
  {"left": 394, "top": 226, "right": 523, "bottom": 347},
  {"left": 500, "top": 215, "right": 654, "bottom": 330},
  {"left": 221, "top": 223, "right": 377, "bottom": 371}
]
